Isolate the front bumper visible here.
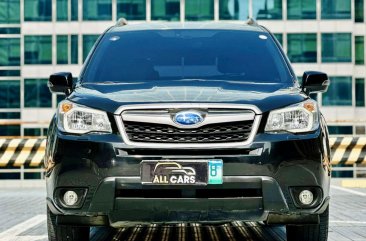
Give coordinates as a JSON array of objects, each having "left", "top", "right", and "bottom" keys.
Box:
[{"left": 45, "top": 128, "right": 331, "bottom": 226}]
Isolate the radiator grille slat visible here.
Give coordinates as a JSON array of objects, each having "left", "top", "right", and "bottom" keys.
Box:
[{"left": 124, "top": 120, "right": 253, "bottom": 143}]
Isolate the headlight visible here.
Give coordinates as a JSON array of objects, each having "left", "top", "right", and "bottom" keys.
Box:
[
  {"left": 265, "top": 100, "right": 319, "bottom": 133},
  {"left": 58, "top": 100, "right": 112, "bottom": 134}
]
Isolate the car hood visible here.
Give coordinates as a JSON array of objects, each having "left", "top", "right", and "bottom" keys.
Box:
[{"left": 68, "top": 80, "right": 307, "bottom": 114}]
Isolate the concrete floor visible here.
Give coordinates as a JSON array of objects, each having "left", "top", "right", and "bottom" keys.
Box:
[{"left": 0, "top": 180, "right": 365, "bottom": 241}]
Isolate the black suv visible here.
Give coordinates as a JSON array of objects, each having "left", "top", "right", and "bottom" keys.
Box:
[{"left": 45, "top": 21, "right": 331, "bottom": 241}]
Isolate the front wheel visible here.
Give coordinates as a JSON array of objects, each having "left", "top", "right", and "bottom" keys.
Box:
[
  {"left": 47, "top": 206, "right": 90, "bottom": 241},
  {"left": 286, "top": 206, "right": 329, "bottom": 241}
]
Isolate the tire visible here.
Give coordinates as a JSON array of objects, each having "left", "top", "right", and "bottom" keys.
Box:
[
  {"left": 47, "top": 206, "right": 90, "bottom": 241},
  {"left": 286, "top": 206, "right": 329, "bottom": 241}
]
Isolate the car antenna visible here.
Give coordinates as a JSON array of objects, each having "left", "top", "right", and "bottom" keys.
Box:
[
  {"left": 116, "top": 18, "right": 128, "bottom": 27},
  {"left": 246, "top": 17, "right": 258, "bottom": 26}
]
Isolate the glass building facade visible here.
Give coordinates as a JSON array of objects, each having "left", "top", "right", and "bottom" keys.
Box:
[
  {"left": 151, "top": 0, "right": 180, "bottom": 21},
  {"left": 0, "top": 0, "right": 365, "bottom": 136},
  {"left": 117, "top": 0, "right": 146, "bottom": 20},
  {"left": 24, "top": 35, "right": 52, "bottom": 64},
  {"left": 24, "top": 0, "right": 52, "bottom": 21},
  {"left": 287, "top": 0, "right": 316, "bottom": 19},
  {"left": 0, "top": 0, "right": 20, "bottom": 23},
  {"left": 287, "top": 34, "right": 317, "bottom": 63}
]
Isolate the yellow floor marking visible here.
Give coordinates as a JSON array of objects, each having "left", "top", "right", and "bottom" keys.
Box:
[{"left": 341, "top": 179, "right": 366, "bottom": 188}]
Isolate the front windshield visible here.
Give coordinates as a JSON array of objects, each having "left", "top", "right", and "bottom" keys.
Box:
[{"left": 82, "top": 29, "right": 293, "bottom": 83}]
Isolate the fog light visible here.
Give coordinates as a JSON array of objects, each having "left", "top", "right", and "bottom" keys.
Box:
[
  {"left": 299, "top": 190, "right": 314, "bottom": 205},
  {"left": 63, "top": 191, "right": 78, "bottom": 206}
]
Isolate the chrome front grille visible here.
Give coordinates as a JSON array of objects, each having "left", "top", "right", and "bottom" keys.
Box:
[
  {"left": 124, "top": 120, "right": 253, "bottom": 143},
  {"left": 114, "top": 104, "right": 261, "bottom": 148}
]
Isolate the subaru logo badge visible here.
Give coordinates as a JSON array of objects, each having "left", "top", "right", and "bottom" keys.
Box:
[{"left": 174, "top": 111, "right": 204, "bottom": 126}]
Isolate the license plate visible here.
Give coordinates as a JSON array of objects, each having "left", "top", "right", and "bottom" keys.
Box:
[{"left": 140, "top": 160, "right": 223, "bottom": 185}]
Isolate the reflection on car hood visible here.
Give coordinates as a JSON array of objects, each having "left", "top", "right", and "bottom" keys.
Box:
[{"left": 68, "top": 80, "right": 306, "bottom": 113}]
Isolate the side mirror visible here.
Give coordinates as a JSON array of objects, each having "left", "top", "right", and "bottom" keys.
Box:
[
  {"left": 48, "top": 72, "right": 73, "bottom": 95},
  {"left": 302, "top": 71, "right": 330, "bottom": 94}
]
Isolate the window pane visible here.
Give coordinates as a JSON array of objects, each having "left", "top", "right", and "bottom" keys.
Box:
[
  {"left": 57, "top": 0, "right": 68, "bottom": 21},
  {"left": 24, "top": 79, "right": 52, "bottom": 107},
  {"left": 0, "top": 28, "right": 21, "bottom": 34},
  {"left": 83, "top": 35, "right": 99, "bottom": 62},
  {"left": 321, "top": 0, "right": 351, "bottom": 19},
  {"left": 71, "top": 0, "right": 78, "bottom": 20},
  {"left": 273, "top": 33, "right": 283, "bottom": 46},
  {"left": 24, "top": 128, "right": 42, "bottom": 136},
  {"left": 322, "top": 76, "right": 352, "bottom": 106},
  {"left": 83, "top": 0, "right": 112, "bottom": 20},
  {"left": 0, "top": 112, "right": 20, "bottom": 119},
  {"left": 0, "top": 70, "right": 20, "bottom": 76},
  {"left": 0, "top": 0, "right": 20, "bottom": 23},
  {"left": 117, "top": 0, "right": 146, "bottom": 20},
  {"left": 219, "top": 0, "right": 249, "bottom": 20},
  {"left": 57, "top": 35, "right": 68, "bottom": 64},
  {"left": 0, "top": 125, "right": 20, "bottom": 136},
  {"left": 43, "top": 128, "right": 48, "bottom": 135},
  {"left": 356, "top": 126, "right": 366, "bottom": 135},
  {"left": 287, "top": 33, "right": 317, "bottom": 63},
  {"left": 151, "top": 0, "right": 180, "bottom": 21},
  {"left": 0, "top": 80, "right": 20, "bottom": 108},
  {"left": 71, "top": 35, "right": 79, "bottom": 64},
  {"left": 287, "top": 0, "right": 316, "bottom": 19},
  {"left": 355, "top": 0, "right": 364, "bottom": 22},
  {"left": 356, "top": 78, "right": 365, "bottom": 107},
  {"left": 186, "top": 0, "right": 214, "bottom": 21},
  {"left": 24, "top": 0, "right": 52, "bottom": 21},
  {"left": 355, "top": 36, "right": 364, "bottom": 65},
  {"left": 322, "top": 33, "right": 352, "bottom": 62},
  {"left": 328, "top": 126, "right": 353, "bottom": 135},
  {"left": 0, "top": 38, "right": 20, "bottom": 66},
  {"left": 253, "top": 0, "right": 282, "bottom": 20},
  {"left": 24, "top": 35, "right": 52, "bottom": 64}
]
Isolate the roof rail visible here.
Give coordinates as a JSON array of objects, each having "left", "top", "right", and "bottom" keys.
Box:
[
  {"left": 246, "top": 18, "right": 258, "bottom": 26},
  {"left": 116, "top": 18, "right": 128, "bottom": 27}
]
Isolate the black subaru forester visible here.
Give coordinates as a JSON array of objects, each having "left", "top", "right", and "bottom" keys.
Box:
[{"left": 45, "top": 21, "right": 331, "bottom": 241}]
